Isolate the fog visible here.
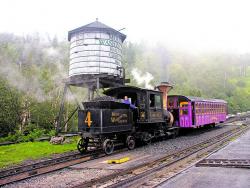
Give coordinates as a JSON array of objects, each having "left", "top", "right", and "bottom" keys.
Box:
[
  {"left": 1, "top": 0, "right": 250, "bottom": 53},
  {"left": 0, "top": 35, "right": 68, "bottom": 102},
  {"left": 1, "top": 0, "right": 250, "bottom": 114}
]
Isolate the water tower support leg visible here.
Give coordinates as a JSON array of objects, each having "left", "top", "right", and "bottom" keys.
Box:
[
  {"left": 96, "top": 77, "right": 100, "bottom": 96},
  {"left": 92, "top": 88, "right": 95, "bottom": 99},
  {"left": 88, "top": 87, "right": 93, "bottom": 101},
  {"left": 57, "top": 84, "right": 68, "bottom": 136},
  {"left": 68, "top": 87, "right": 84, "bottom": 109}
]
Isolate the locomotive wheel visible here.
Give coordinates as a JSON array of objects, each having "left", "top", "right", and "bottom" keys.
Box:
[
  {"left": 144, "top": 138, "right": 152, "bottom": 145},
  {"left": 171, "top": 132, "right": 176, "bottom": 139},
  {"left": 77, "top": 138, "right": 88, "bottom": 154},
  {"left": 142, "top": 133, "right": 152, "bottom": 145},
  {"left": 103, "top": 139, "right": 114, "bottom": 155},
  {"left": 172, "top": 129, "right": 179, "bottom": 139},
  {"left": 126, "top": 136, "right": 135, "bottom": 150}
]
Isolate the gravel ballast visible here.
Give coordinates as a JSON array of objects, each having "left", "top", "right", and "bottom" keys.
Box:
[{"left": 4, "top": 123, "right": 243, "bottom": 188}]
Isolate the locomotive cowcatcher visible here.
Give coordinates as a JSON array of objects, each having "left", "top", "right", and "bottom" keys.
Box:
[{"left": 77, "top": 85, "right": 178, "bottom": 154}]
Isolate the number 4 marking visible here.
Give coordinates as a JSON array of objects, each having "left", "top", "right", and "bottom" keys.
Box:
[{"left": 85, "top": 111, "right": 92, "bottom": 127}]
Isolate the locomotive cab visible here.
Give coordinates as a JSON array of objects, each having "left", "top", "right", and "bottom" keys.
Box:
[
  {"left": 105, "top": 86, "right": 178, "bottom": 142},
  {"left": 104, "top": 86, "right": 165, "bottom": 124}
]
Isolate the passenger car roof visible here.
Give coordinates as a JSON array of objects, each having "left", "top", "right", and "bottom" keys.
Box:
[{"left": 168, "top": 95, "right": 227, "bottom": 104}]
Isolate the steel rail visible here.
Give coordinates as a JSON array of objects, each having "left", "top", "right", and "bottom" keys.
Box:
[
  {"left": 0, "top": 116, "right": 246, "bottom": 186},
  {"left": 196, "top": 158, "right": 250, "bottom": 168},
  {"left": 131, "top": 125, "right": 250, "bottom": 188},
  {"left": 75, "top": 125, "right": 249, "bottom": 188},
  {"left": 0, "top": 150, "right": 104, "bottom": 186}
]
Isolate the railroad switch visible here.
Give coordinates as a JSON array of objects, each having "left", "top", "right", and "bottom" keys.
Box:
[{"left": 107, "top": 157, "right": 130, "bottom": 164}]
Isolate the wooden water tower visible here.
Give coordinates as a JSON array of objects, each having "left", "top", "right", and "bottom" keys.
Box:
[{"left": 57, "top": 19, "right": 127, "bottom": 134}]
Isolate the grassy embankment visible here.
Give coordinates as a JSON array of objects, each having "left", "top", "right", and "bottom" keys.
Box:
[{"left": 0, "top": 141, "right": 77, "bottom": 168}]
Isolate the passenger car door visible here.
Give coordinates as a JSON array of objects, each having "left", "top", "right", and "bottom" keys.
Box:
[{"left": 179, "top": 102, "right": 190, "bottom": 127}]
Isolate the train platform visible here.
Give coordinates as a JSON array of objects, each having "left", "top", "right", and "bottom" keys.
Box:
[{"left": 159, "top": 127, "right": 250, "bottom": 188}]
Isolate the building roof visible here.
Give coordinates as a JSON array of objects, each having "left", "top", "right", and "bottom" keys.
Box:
[
  {"left": 68, "top": 19, "right": 127, "bottom": 42},
  {"left": 168, "top": 95, "right": 227, "bottom": 104}
]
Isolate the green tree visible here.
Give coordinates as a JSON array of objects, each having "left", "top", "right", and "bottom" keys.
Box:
[{"left": 0, "top": 78, "right": 21, "bottom": 136}]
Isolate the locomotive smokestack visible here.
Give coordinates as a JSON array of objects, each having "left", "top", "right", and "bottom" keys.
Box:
[{"left": 156, "top": 82, "right": 173, "bottom": 110}]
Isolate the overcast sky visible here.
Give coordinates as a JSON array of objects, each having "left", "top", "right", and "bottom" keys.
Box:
[{"left": 1, "top": 0, "right": 250, "bottom": 53}]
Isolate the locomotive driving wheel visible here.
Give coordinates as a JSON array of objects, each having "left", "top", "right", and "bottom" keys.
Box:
[
  {"left": 126, "top": 136, "right": 135, "bottom": 150},
  {"left": 142, "top": 133, "right": 152, "bottom": 145},
  {"left": 77, "top": 137, "right": 89, "bottom": 154},
  {"left": 103, "top": 139, "right": 114, "bottom": 155}
]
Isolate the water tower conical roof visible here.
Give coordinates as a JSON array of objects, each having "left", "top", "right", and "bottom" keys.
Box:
[{"left": 68, "top": 19, "right": 126, "bottom": 42}]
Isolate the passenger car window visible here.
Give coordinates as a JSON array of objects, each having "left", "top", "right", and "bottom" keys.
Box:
[
  {"left": 168, "top": 99, "right": 174, "bottom": 108},
  {"left": 180, "top": 102, "right": 188, "bottom": 115},
  {"left": 182, "top": 109, "right": 188, "bottom": 115}
]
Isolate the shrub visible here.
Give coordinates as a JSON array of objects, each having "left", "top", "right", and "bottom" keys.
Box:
[
  {"left": 24, "top": 123, "right": 38, "bottom": 134},
  {"left": 48, "top": 129, "right": 56, "bottom": 137},
  {"left": 20, "top": 129, "right": 45, "bottom": 142},
  {"left": 0, "top": 131, "right": 22, "bottom": 143},
  {"left": 0, "top": 129, "right": 48, "bottom": 143}
]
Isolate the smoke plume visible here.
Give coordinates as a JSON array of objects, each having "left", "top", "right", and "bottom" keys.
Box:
[{"left": 131, "top": 68, "right": 154, "bottom": 89}]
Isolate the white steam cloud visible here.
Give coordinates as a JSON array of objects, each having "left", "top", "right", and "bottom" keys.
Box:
[
  {"left": 0, "top": 45, "right": 67, "bottom": 102},
  {"left": 131, "top": 68, "right": 154, "bottom": 89},
  {"left": 0, "top": 63, "right": 46, "bottom": 101}
]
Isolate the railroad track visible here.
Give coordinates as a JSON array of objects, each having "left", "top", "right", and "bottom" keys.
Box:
[
  {"left": 0, "top": 150, "right": 106, "bottom": 186},
  {"left": 0, "top": 117, "right": 247, "bottom": 187},
  {"left": 75, "top": 124, "right": 249, "bottom": 188}
]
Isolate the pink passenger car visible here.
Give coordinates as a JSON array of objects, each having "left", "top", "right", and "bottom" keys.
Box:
[{"left": 167, "top": 95, "right": 227, "bottom": 128}]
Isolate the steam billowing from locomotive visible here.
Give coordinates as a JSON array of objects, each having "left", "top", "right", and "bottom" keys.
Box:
[{"left": 131, "top": 68, "right": 154, "bottom": 89}]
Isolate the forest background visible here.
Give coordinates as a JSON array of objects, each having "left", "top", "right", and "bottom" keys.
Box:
[{"left": 1, "top": 33, "right": 249, "bottom": 138}]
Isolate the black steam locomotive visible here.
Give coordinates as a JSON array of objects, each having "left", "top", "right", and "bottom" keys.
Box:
[{"left": 77, "top": 85, "right": 178, "bottom": 154}]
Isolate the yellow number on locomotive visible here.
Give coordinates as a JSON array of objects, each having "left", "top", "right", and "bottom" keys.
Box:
[{"left": 85, "top": 111, "right": 92, "bottom": 127}]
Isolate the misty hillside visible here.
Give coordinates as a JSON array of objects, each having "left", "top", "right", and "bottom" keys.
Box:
[
  {"left": 123, "top": 42, "right": 250, "bottom": 113},
  {"left": 0, "top": 33, "right": 250, "bottom": 136}
]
